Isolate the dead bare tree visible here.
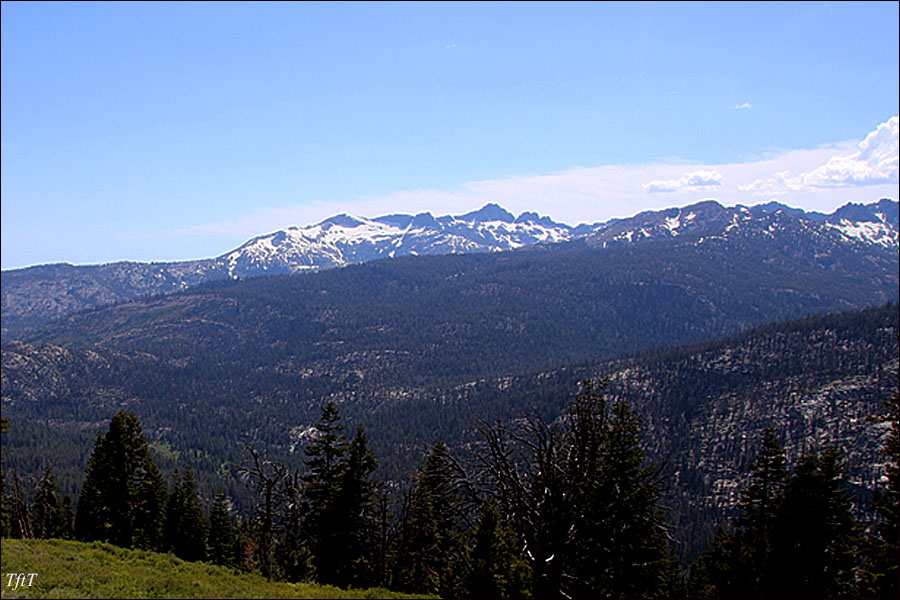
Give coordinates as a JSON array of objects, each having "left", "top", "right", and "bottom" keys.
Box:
[
  {"left": 237, "top": 443, "right": 290, "bottom": 580},
  {"left": 7, "top": 471, "right": 33, "bottom": 539}
]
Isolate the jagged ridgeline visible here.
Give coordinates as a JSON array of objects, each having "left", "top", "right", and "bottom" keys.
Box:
[{"left": 3, "top": 198, "right": 896, "bottom": 341}]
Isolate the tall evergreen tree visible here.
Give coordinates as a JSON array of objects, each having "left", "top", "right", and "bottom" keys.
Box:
[
  {"left": 30, "top": 465, "right": 66, "bottom": 539},
  {"left": 395, "top": 441, "right": 468, "bottom": 596},
  {"left": 689, "top": 428, "right": 788, "bottom": 599},
  {"left": 394, "top": 470, "right": 441, "bottom": 593},
  {"left": 207, "top": 490, "right": 237, "bottom": 568},
  {"left": 574, "top": 398, "right": 671, "bottom": 598},
  {"left": 75, "top": 411, "right": 164, "bottom": 548},
  {"left": 333, "top": 427, "right": 379, "bottom": 588},
  {"left": 164, "top": 465, "right": 208, "bottom": 562},
  {"left": 74, "top": 431, "right": 110, "bottom": 542},
  {"left": 303, "top": 401, "right": 350, "bottom": 585},
  {"left": 59, "top": 494, "right": 76, "bottom": 540},
  {"left": 464, "top": 499, "right": 531, "bottom": 600},
  {"left": 768, "top": 448, "right": 860, "bottom": 599},
  {"left": 732, "top": 428, "right": 787, "bottom": 597},
  {"left": 689, "top": 525, "right": 742, "bottom": 598},
  {"left": 132, "top": 454, "right": 167, "bottom": 551}
]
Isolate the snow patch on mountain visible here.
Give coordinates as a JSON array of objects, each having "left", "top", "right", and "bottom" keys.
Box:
[{"left": 826, "top": 219, "right": 898, "bottom": 248}]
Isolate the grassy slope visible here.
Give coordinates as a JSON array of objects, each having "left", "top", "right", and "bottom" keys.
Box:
[{"left": 1, "top": 538, "right": 427, "bottom": 599}]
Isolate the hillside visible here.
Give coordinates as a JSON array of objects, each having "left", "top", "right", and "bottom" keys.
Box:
[
  {"left": 3, "top": 198, "right": 896, "bottom": 341},
  {"left": 0, "top": 538, "right": 427, "bottom": 599},
  {"left": 3, "top": 296, "right": 896, "bottom": 565},
  {"left": 3, "top": 233, "right": 896, "bottom": 488},
  {"left": 357, "top": 303, "right": 899, "bottom": 562}
]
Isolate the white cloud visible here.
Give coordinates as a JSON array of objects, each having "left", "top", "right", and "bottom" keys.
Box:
[
  {"left": 737, "top": 171, "right": 799, "bottom": 196},
  {"left": 799, "top": 116, "right": 898, "bottom": 186},
  {"left": 730, "top": 102, "right": 752, "bottom": 110},
  {"left": 741, "top": 116, "right": 899, "bottom": 194},
  {"left": 644, "top": 170, "right": 724, "bottom": 193}
]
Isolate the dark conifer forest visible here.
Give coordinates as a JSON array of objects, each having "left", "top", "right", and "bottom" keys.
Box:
[{"left": 2, "top": 332, "right": 898, "bottom": 598}]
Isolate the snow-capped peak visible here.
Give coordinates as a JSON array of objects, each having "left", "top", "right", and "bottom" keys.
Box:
[
  {"left": 219, "top": 205, "right": 576, "bottom": 278},
  {"left": 218, "top": 199, "right": 898, "bottom": 279}
]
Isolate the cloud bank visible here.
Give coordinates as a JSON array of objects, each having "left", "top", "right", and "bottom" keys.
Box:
[{"left": 181, "top": 116, "right": 899, "bottom": 237}]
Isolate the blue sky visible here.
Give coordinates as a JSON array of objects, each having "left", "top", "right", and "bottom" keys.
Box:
[{"left": 2, "top": 1, "right": 898, "bottom": 269}]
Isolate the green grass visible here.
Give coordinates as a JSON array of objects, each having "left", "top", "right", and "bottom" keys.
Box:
[{"left": 1, "top": 538, "right": 429, "bottom": 599}]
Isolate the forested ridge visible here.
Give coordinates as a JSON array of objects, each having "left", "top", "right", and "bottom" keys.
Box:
[
  {"left": 2, "top": 368, "right": 897, "bottom": 598},
  {"left": 2, "top": 302, "right": 897, "bottom": 569}
]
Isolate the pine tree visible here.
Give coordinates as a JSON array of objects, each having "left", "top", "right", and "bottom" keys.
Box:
[
  {"left": 74, "top": 431, "right": 110, "bottom": 542},
  {"left": 94, "top": 410, "right": 144, "bottom": 546},
  {"left": 30, "top": 465, "right": 65, "bottom": 539},
  {"left": 164, "top": 465, "right": 208, "bottom": 562},
  {"left": 394, "top": 441, "right": 467, "bottom": 595},
  {"left": 303, "top": 400, "right": 350, "bottom": 585},
  {"left": 207, "top": 491, "right": 237, "bottom": 567},
  {"left": 574, "top": 398, "right": 671, "bottom": 598},
  {"left": 465, "top": 499, "right": 531, "bottom": 600},
  {"left": 132, "top": 455, "right": 167, "bottom": 551},
  {"left": 395, "top": 472, "right": 440, "bottom": 593},
  {"left": 333, "top": 427, "right": 379, "bottom": 588},
  {"left": 59, "top": 494, "right": 76, "bottom": 539},
  {"left": 688, "top": 525, "right": 741, "bottom": 599},
  {"left": 74, "top": 411, "right": 165, "bottom": 548},
  {"left": 689, "top": 429, "right": 787, "bottom": 599},
  {"left": 768, "top": 448, "right": 860, "bottom": 599},
  {"left": 732, "top": 427, "right": 787, "bottom": 597}
]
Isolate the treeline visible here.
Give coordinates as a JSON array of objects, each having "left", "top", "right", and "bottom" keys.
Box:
[{"left": 2, "top": 378, "right": 898, "bottom": 599}]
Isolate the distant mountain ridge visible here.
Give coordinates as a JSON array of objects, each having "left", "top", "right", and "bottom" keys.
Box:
[
  {"left": 587, "top": 198, "right": 898, "bottom": 249},
  {"left": 2, "top": 198, "right": 897, "bottom": 341},
  {"left": 220, "top": 202, "right": 577, "bottom": 277}
]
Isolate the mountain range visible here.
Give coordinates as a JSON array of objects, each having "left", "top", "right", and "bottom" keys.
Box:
[
  {"left": 2, "top": 198, "right": 897, "bottom": 341},
  {"left": 2, "top": 196, "right": 898, "bottom": 564}
]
